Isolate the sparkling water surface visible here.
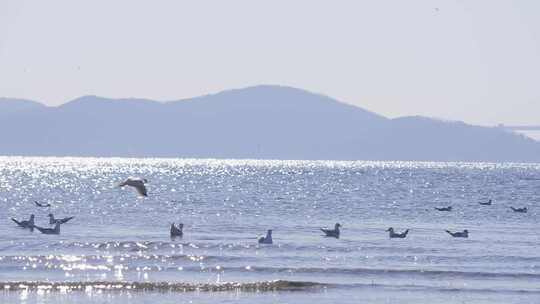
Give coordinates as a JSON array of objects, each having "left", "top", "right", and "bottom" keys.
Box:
[{"left": 1, "top": 157, "right": 540, "bottom": 303}]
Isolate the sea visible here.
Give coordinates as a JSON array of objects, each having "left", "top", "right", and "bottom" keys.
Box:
[{"left": 1, "top": 157, "right": 539, "bottom": 304}]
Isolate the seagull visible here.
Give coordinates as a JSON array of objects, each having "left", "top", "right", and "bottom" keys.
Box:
[
  {"left": 386, "top": 227, "right": 409, "bottom": 238},
  {"left": 321, "top": 223, "right": 341, "bottom": 238},
  {"left": 258, "top": 230, "right": 273, "bottom": 244},
  {"left": 34, "top": 201, "right": 51, "bottom": 208},
  {"left": 479, "top": 199, "right": 492, "bottom": 206},
  {"left": 435, "top": 206, "right": 452, "bottom": 211},
  {"left": 48, "top": 214, "right": 74, "bottom": 225},
  {"left": 445, "top": 229, "right": 468, "bottom": 238},
  {"left": 170, "top": 223, "right": 183, "bottom": 237},
  {"left": 510, "top": 207, "right": 528, "bottom": 213},
  {"left": 119, "top": 177, "right": 148, "bottom": 197},
  {"left": 11, "top": 214, "right": 35, "bottom": 230},
  {"left": 34, "top": 222, "right": 61, "bottom": 235}
]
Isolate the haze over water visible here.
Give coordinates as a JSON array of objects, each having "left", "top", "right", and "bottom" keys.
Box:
[{"left": 1, "top": 157, "right": 540, "bottom": 303}]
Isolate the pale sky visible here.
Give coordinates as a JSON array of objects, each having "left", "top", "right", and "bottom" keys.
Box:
[{"left": 0, "top": 0, "right": 539, "bottom": 126}]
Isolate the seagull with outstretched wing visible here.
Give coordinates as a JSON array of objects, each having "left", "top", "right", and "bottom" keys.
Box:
[
  {"left": 11, "top": 214, "right": 35, "bottom": 230},
  {"left": 119, "top": 177, "right": 148, "bottom": 197},
  {"left": 34, "top": 201, "right": 51, "bottom": 208},
  {"left": 48, "top": 214, "right": 74, "bottom": 224}
]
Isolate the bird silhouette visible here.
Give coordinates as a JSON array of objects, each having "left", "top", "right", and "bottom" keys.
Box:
[
  {"left": 11, "top": 215, "right": 35, "bottom": 230},
  {"left": 386, "top": 227, "right": 409, "bottom": 238},
  {"left": 119, "top": 177, "right": 148, "bottom": 197},
  {"left": 258, "top": 230, "right": 273, "bottom": 244},
  {"left": 445, "top": 229, "right": 469, "bottom": 238},
  {"left": 170, "top": 223, "right": 183, "bottom": 237},
  {"left": 321, "top": 223, "right": 341, "bottom": 238}
]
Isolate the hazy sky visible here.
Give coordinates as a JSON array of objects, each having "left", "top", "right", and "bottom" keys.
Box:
[{"left": 1, "top": 0, "right": 539, "bottom": 126}]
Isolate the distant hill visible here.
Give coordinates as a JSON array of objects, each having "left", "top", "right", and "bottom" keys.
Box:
[
  {"left": 0, "top": 85, "right": 539, "bottom": 162},
  {"left": 0, "top": 98, "right": 46, "bottom": 116}
]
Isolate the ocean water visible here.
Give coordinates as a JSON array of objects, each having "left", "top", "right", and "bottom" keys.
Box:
[{"left": 1, "top": 157, "right": 540, "bottom": 304}]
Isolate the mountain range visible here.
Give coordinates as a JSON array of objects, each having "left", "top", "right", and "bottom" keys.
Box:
[{"left": 1, "top": 85, "right": 539, "bottom": 162}]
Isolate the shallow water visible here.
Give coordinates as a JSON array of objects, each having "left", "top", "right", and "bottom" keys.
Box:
[{"left": 1, "top": 157, "right": 540, "bottom": 303}]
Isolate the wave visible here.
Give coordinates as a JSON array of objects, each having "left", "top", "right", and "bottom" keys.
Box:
[
  {"left": 2, "top": 262, "right": 539, "bottom": 282},
  {"left": 1, "top": 280, "right": 540, "bottom": 295},
  {"left": 38, "top": 240, "right": 503, "bottom": 256},
  {"left": 0, "top": 253, "right": 250, "bottom": 263},
  {"left": 47, "top": 240, "right": 265, "bottom": 252},
  {"left": 222, "top": 266, "right": 540, "bottom": 280},
  {"left": 2, "top": 252, "right": 540, "bottom": 280},
  {"left": 0, "top": 280, "right": 327, "bottom": 292}
]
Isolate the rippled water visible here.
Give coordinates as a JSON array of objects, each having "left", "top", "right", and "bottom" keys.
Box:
[{"left": 1, "top": 157, "right": 540, "bottom": 303}]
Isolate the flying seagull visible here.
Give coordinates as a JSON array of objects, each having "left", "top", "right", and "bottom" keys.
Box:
[
  {"left": 435, "top": 206, "right": 452, "bottom": 211},
  {"left": 386, "top": 227, "right": 409, "bottom": 238},
  {"left": 34, "top": 201, "right": 51, "bottom": 208},
  {"left": 34, "top": 222, "right": 61, "bottom": 235},
  {"left": 48, "top": 214, "right": 74, "bottom": 225},
  {"left": 170, "top": 223, "right": 183, "bottom": 237},
  {"left": 321, "top": 223, "right": 341, "bottom": 238},
  {"left": 445, "top": 229, "right": 469, "bottom": 238},
  {"left": 258, "top": 229, "right": 273, "bottom": 244},
  {"left": 119, "top": 177, "right": 148, "bottom": 197},
  {"left": 11, "top": 214, "right": 35, "bottom": 230}
]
